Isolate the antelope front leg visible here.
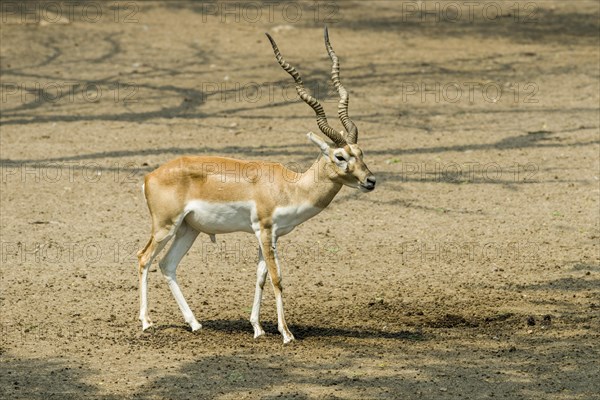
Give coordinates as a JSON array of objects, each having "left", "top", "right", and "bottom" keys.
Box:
[
  {"left": 257, "top": 229, "right": 295, "bottom": 343},
  {"left": 250, "top": 247, "right": 268, "bottom": 338}
]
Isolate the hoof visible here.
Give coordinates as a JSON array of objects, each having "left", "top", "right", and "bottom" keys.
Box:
[
  {"left": 251, "top": 321, "right": 265, "bottom": 339},
  {"left": 141, "top": 320, "right": 153, "bottom": 331},
  {"left": 253, "top": 328, "right": 266, "bottom": 339},
  {"left": 189, "top": 320, "right": 202, "bottom": 332},
  {"left": 282, "top": 333, "right": 295, "bottom": 344}
]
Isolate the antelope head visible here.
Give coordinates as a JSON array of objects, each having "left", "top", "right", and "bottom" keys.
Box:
[{"left": 266, "top": 27, "right": 377, "bottom": 193}]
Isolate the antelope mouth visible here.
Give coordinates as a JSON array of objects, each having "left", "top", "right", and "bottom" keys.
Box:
[
  {"left": 359, "top": 183, "right": 375, "bottom": 192},
  {"left": 359, "top": 176, "right": 376, "bottom": 192}
]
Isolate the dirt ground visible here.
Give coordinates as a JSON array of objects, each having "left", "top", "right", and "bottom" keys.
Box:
[{"left": 1, "top": 1, "right": 599, "bottom": 399}]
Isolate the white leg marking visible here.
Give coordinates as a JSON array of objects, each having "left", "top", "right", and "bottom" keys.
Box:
[
  {"left": 139, "top": 264, "right": 153, "bottom": 331},
  {"left": 159, "top": 222, "right": 202, "bottom": 331},
  {"left": 139, "top": 239, "right": 170, "bottom": 331},
  {"left": 250, "top": 247, "right": 268, "bottom": 338}
]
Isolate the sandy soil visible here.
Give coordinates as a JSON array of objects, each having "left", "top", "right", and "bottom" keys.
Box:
[{"left": 1, "top": 1, "right": 599, "bottom": 399}]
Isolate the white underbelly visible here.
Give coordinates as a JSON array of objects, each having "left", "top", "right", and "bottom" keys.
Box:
[{"left": 184, "top": 200, "right": 255, "bottom": 234}]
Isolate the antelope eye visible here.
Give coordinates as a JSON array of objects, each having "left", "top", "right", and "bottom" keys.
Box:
[{"left": 335, "top": 154, "right": 345, "bottom": 162}]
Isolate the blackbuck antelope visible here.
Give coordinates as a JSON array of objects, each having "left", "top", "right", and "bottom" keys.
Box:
[{"left": 137, "top": 27, "right": 376, "bottom": 343}]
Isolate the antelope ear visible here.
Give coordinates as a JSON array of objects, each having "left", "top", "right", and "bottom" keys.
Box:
[{"left": 307, "top": 132, "right": 330, "bottom": 155}]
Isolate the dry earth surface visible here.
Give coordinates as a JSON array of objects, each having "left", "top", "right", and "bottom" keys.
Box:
[{"left": 1, "top": 1, "right": 599, "bottom": 399}]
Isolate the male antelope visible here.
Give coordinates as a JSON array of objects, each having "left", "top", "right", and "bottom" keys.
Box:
[{"left": 137, "top": 28, "right": 376, "bottom": 343}]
